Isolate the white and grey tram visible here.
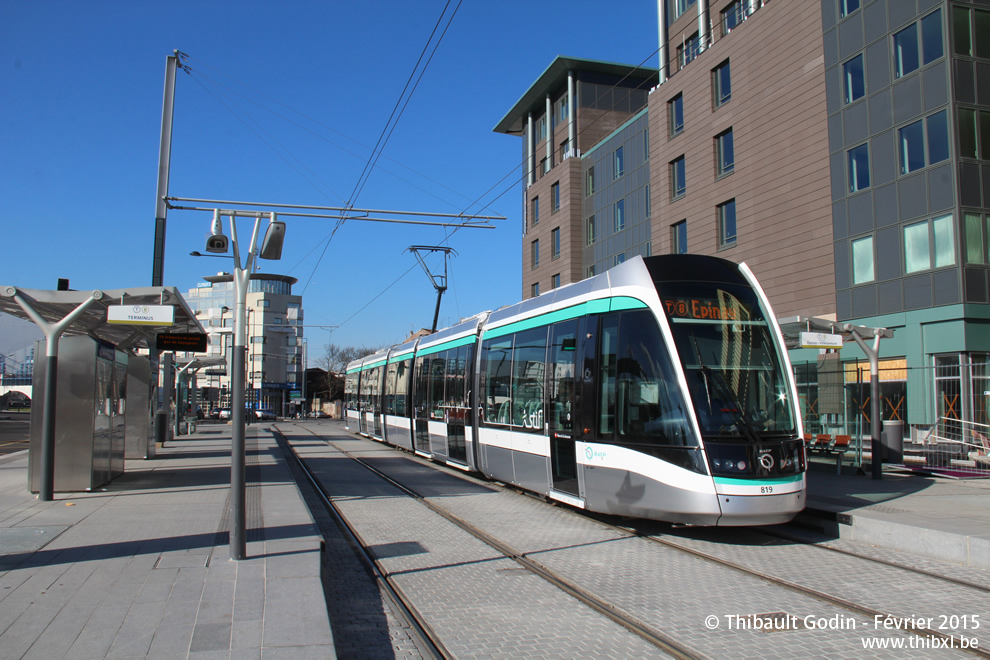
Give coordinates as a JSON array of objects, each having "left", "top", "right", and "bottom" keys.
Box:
[{"left": 345, "top": 255, "right": 806, "bottom": 526}]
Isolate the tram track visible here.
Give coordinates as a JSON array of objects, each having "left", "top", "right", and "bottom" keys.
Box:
[
  {"left": 273, "top": 427, "right": 451, "bottom": 660},
  {"left": 286, "top": 422, "right": 990, "bottom": 658},
  {"left": 283, "top": 423, "right": 707, "bottom": 660}
]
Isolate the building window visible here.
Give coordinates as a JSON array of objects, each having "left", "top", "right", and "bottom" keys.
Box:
[
  {"left": 551, "top": 274, "right": 560, "bottom": 289},
  {"left": 614, "top": 199, "right": 625, "bottom": 232},
  {"left": 644, "top": 128, "right": 649, "bottom": 160},
  {"left": 674, "top": 0, "right": 697, "bottom": 19},
  {"left": 256, "top": 300, "right": 270, "bottom": 307},
  {"left": 840, "top": 0, "right": 860, "bottom": 18},
  {"left": 614, "top": 146, "right": 624, "bottom": 179},
  {"left": 843, "top": 55, "right": 865, "bottom": 104},
  {"left": 531, "top": 283, "right": 540, "bottom": 297},
  {"left": 848, "top": 143, "right": 870, "bottom": 192},
  {"left": 535, "top": 115, "right": 546, "bottom": 142},
  {"left": 551, "top": 227, "right": 560, "bottom": 259},
  {"left": 615, "top": 253, "right": 626, "bottom": 266},
  {"left": 713, "top": 60, "right": 731, "bottom": 107},
  {"left": 715, "top": 129, "right": 734, "bottom": 177},
  {"left": 557, "top": 94, "right": 569, "bottom": 124},
  {"left": 560, "top": 139, "right": 570, "bottom": 161},
  {"left": 669, "top": 94, "right": 684, "bottom": 136},
  {"left": 532, "top": 196, "right": 539, "bottom": 226},
  {"left": 898, "top": 110, "right": 949, "bottom": 174},
  {"left": 671, "top": 221, "right": 688, "bottom": 254},
  {"left": 718, "top": 199, "right": 737, "bottom": 248},
  {"left": 586, "top": 167, "right": 595, "bottom": 196},
  {"left": 645, "top": 184, "right": 651, "bottom": 217},
  {"left": 678, "top": 32, "right": 701, "bottom": 69},
  {"left": 551, "top": 182, "right": 560, "bottom": 212},
  {"left": 531, "top": 239, "right": 539, "bottom": 269},
  {"left": 958, "top": 108, "right": 990, "bottom": 160},
  {"left": 722, "top": 0, "right": 745, "bottom": 35},
  {"left": 953, "top": 7, "right": 990, "bottom": 58},
  {"left": 894, "top": 9, "right": 943, "bottom": 79},
  {"left": 671, "top": 156, "right": 686, "bottom": 199},
  {"left": 904, "top": 214, "right": 954, "bottom": 273},
  {"left": 965, "top": 213, "right": 989, "bottom": 265},
  {"left": 852, "top": 236, "right": 875, "bottom": 283},
  {"left": 587, "top": 265, "right": 596, "bottom": 278},
  {"left": 587, "top": 215, "right": 596, "bottom": 245}
]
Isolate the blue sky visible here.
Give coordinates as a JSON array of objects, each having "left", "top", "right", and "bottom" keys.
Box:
[{"left": 1, "top": 0, "right": 660, "bottom": 359}]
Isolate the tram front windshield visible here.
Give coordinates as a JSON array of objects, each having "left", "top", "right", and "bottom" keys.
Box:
[{"left": 660, "top": 282, "right": 795, "bottom": 440}]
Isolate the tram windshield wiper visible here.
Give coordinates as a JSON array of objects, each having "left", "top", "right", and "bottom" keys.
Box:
[{"left": 700, "top": 365, "right": 761, "bottom": 444}]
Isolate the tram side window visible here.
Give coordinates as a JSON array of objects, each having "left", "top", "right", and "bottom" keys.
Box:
[
  {"left": 367, "top": 366, "right": 383, "bottom": 414},
  {"left": 413, "top": 355, "right": 431, "bottom": 420},
  {"left": 394, "top": 359, "right": 410, "bottom": 416},
  {"left": 384, "top": 359, "right": 410, "bottom": 416},
  {"left": 616, "top": 311, "right": 693, "bottom": 446},
  {"left": 384, "top": 362, "right": 398, "bottom": 415},
  {"left": 599, "top": 311, "right": 695, "bottom": 447},
  {"left": 445, "top": 345, "right": 469, "bottom": 411},
  {"left": 428, "top": 354, "right": 446, "bottom": 419},
  {"left": 549, "top": 320, "right": 578, "bottom": 434},
  {"left": 512, "top": 327, "right": 548, "bottom": 429},
  {"left": 483, "top": 337, "right": 513, "bottom": 424},
  {"left": 345, "top": 372, "right": 358, "bottom": 411}
]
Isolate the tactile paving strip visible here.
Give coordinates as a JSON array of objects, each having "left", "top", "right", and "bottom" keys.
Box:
[{"left": 0, "top": 526, "right": 69, "bottom": 554}]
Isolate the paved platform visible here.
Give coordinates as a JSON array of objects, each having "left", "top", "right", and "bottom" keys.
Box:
[
  {"left": 0, "top": 424, "right": 334, "bottom": 659},
  {"left": 802, "top": 461, "right": 990, "bottom": 570}
]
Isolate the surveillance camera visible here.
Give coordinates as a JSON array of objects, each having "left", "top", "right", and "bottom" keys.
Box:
[{"left": 205, "top": 235, "right": 229, "bottom": 254}]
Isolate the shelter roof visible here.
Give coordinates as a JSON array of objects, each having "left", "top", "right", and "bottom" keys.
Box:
[
  {"left": 0, "top": 285, "right": 204, "bottom": 353},
  {"left": 777, "top": 315, "right": 894, "bottom": 350}
]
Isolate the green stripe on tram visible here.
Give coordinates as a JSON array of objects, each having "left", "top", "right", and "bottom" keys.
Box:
[
  {"left": 483, "top": 296, "right": 648, "bottom": 339},
  {"left": 712, "top": 474, "right": 804, "bottom": 487}
]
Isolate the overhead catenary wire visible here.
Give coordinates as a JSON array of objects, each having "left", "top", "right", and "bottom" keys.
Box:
[{"left": 174, "top": 33, "right": 664, "bottom": 342}]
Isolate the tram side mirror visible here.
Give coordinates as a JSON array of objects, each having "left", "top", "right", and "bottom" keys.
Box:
[{"left": 561, "top": 337, "right": 577, "bottom": 351}]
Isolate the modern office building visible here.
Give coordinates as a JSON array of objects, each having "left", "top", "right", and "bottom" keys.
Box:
[
  {"left": 184, "top": 273, "right": 304, "bottom": 416},
  {"left": 495, "top": 0, "right": 990, "bottom": 440}
]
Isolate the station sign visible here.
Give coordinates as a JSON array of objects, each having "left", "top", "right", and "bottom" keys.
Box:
[
  {"left": 108, "top": 304, "right": 174, "bottom": 326},
  {"left": 800, "top": 331, "right": 843, "bottom": 348},
  {"left": 156, "top": 333, "right": 208, "bottom": 352}
]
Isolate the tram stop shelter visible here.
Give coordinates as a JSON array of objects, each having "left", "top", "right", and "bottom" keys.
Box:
[
  {"left": 778, "top": 315, "right": 895, "bottom": 479},
  {"left": 0, "top": 285, "right": 204, "bottom": 499}
]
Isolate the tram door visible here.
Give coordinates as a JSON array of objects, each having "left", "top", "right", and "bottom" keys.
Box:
[
  {"left": 413, "top": 355, "right": 431, "bottom": 454},
  {"left": 548, "top": 319, "right": 579, "bottom": 495},
  {"left": 358, "top": 371, "right": 369, "bottom": 436}
]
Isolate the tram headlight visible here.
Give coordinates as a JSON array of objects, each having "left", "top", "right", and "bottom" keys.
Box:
[{"left": 736, "top": 460, "right": 747, "bottom": 471}]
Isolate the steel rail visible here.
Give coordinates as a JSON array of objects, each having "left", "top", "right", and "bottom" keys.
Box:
[
  {"left": 292, "top": 424, "right": 708, "bottom": 660},
  {"left": 272, "top": 427, "right": 451, "bottom": 660}
]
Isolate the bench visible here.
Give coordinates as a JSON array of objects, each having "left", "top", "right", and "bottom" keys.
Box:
[{"left": 810, "top": 434, "right": 851, "bottom": 474}]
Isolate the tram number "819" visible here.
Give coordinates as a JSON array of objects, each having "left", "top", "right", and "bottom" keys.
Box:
[{"left": 760, "top": 486, "right": 773, "bottom": 494}]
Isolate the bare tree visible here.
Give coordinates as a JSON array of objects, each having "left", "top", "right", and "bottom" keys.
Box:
[{"left": 315, "top": 343, "right": 378, "bottom": 402}]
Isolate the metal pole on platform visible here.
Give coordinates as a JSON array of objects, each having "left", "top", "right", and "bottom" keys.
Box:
[
  {"left": 229, "top": 214, "right": 261, "bottom": 561},
  {"left": 152, "top": 52, "right": 178, "bottom": 287}
]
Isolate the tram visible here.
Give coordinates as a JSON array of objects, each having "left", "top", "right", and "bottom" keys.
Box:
[{"left": 345, "top": 255, "right": 805, "bottom": 525}]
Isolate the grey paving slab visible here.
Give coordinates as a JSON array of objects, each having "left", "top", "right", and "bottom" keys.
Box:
[
  {"left": 804, "top": 466, "right": 990, "bottom": 569},
  {"left": 289, "top": 423, "right": 985, "bottom": 659},
  {"left": 0, "top": 424, "right": 334, "bottom": 659}
]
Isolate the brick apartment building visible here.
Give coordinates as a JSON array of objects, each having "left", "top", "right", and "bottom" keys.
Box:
[{"left": 496, "top": 0, "right": 990, "bottom": 439}]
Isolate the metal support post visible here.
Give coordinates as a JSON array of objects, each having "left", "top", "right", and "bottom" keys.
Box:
[
  {"left": 151, "top": 53, "right": 178, "bottom": 287},
  {"left": 847, "top": 328, "right": 883, "bottom": 480},
  {"left": 4, "top": 288, "right": 102, "bottom": 500},
  {"left": 229, "top": 213, "right": 262, "bottom": 561}
]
